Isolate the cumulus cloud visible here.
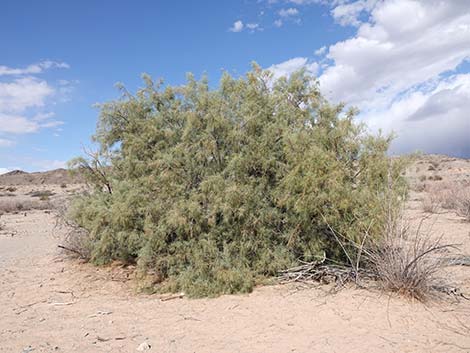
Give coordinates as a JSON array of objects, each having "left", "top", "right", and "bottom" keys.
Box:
[
  {"left": 0, "top": 114, "right": 39, "bottom": 134},
  {"left": 268, "top": 57, "right": 319, "bottom": 80},
  {"left": 0, "top": 138, "right": 14, "bottom": 147},
  {"left": 0, "top": 77, "right": 54, "bottom": 112},
  {"left": 229, "top": 20, "right": 244, "bottom": 32},
  {"left": 0, "top": 60, "right": 69, "bottom": 143},
  {"left": 0, "top": 60, "right": 69, "bottom": 76},
  {"left": 246, "top": 23, "right": 261, "bottom": 31},
  {"left": 279, "top": 8, "right": 299, "bottom": 17},
  {"left": 288, "top": 0, "right": 322, "bottom": 4},
  {"left": 316, "top": 0, "right": 470, "bottom": 157},
  {"left": 331, "top": 0, "right": 378, "bottom": 26},
  {"left": 314, "top": 46, "right": 326, "bottom": 56},
  {"left": 320, "top": 1, "right": 470, "bottom": 107},
  {"left": 269, "top": 0, "right": 470, "bottom": 157}
]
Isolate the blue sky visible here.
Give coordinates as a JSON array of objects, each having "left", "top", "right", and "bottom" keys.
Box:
[{"left": 1, "top": 0, "right": 469, "bottom": 172}]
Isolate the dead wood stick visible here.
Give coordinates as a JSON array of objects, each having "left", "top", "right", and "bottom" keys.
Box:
[{"left": 58, "top": 244, "right": 83, "bottom": 257}]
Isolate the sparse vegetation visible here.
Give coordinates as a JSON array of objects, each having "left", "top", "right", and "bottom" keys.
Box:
[
  {"left": 439, "top": 184, "right": 470, "bottom": 221},
  {"left": 278, "top": 198, "right": 460, "bottom": 301},
  {"left": 29, "top": 190, "right": 55, "bottom": 198},
  {"left": 367, "top": 215, "right": 457, "bottom": 301},
  {"left": 412, "top": 183, "right": 426, "bottom": 193},
  {"left": 421, "top": 195, "right": 438, "bottom": 213},
  {"left": 428, "top": 175, "right": 442, "bottom": 181},
  {"left": 0, "top": 199, "right": 51, "bottom": 213},
  {"left": 0, "top": 192, "right": 16, "bottom": 197},
  {"left": 69, "top": 66, "right": 407, "bottom": 297}
]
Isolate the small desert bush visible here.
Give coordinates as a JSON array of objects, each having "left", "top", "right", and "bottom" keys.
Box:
[
  {"left": 29, "top": 190, "right": 55, "bottom": 198},
  {"left": 421, "top": 194, "right": 439, "bottom": 213},
  {"left": 69, "top": 65, "right": 407, "bottom": 297},
  {"left": 278, "top": 204, "right": 458, "bottom": 301},
  {"left": 439, "top": 185, "right": 470, "bottom": 221},
  {"left": 0, "top": 199, "right": 51, "bottom": 213},
  {"left": 423, "top": 182, "right": 470, "bottom": 221},
  {"left": 60, "top": 222, "right": 93, "bottom": 260},
  {"left": 428, "top": 175, "right": 442, "bottom": 181},
  {"left": 367, "top": 214, "right": 456, "bottom": 301},
  {"left": 0, "top": 192, "right": 16, "bottom": 197},
  {"left": 412, "top": 183, "right": 426, "bottom": 193}
]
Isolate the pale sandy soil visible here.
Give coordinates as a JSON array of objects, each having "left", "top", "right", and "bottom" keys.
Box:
[{"left": 1, "top": 156, "right": 470, "bottom": 353}]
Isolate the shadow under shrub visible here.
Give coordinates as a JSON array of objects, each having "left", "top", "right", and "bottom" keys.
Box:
[{"left": 69, "top": 65, "right": 407, "bottom": 297}]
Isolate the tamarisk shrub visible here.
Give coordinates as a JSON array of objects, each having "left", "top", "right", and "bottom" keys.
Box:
[{"left": 69, "top": 65, "right": 407, "bottom": 297}]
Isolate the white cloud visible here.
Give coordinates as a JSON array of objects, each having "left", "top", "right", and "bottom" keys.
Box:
[
  {"left": 365, "top": 74, "right": 470, "bottom": 157},
  {"left": 0, "top": 114, "right": 39, "bottom": 134},
  {"left": 0, "top": 60, "right": 69, "bottom": 76},
  {"left": 314, "top": 46, "right": 326, "bottom": 56},
  {"left": 0, "top": 138, "right": 14, "bottom": 147},
  {"left": 332, "top": 0, "right": 378, "bottom": 26},
  {"left": 0, "top": 168, "right": 10, "bottom": 174},
  {"left": 246, "top": 23, "right": 261, "bottom": 31},
  {"left": 288, "top": 0, "right": 320, "bottom": 5},
  {"left": 271, "top": 0, "right": 470, "bottom": 156},
  {"left": 0, "top": 77, "right": 54, "bottom": 112},
  {"left": 320, "top": 0, "right": 470, "bottom": 156},
  {"left": 279, "top": 8, "right": 299, "bottom": 17},
  {"left": 229, "top": 20, "right": 244, "bottom": 32},
  {"left": 274, "top": 19, "right": 284, "bottom": 27},
  {"left": 0, "top": 61, "right": 69, "bottom": 140},
  {"left": 268, "top": 57, "right": 319, "bottom": 80},
  {"left": 320, "top": 0, "right": 470, "bottom": 108}
]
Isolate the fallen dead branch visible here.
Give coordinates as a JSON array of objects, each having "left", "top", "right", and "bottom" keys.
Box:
[
  {"left": 160, "top": 293, "right": 185, "bottom": 302},
  {"left": 58, "top": 244, "right": 86, "bottom": 258}
]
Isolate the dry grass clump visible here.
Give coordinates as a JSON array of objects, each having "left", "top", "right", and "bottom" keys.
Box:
[
  {"left": 423, "top": 182, "right": 470, "bottom": 221},
  {"left": 28, "top": 190, "right": 55, "bottom": 198},
  {"left": 411, "top": 182, "right": 426, "bottom": 193},
  {"left": 428, "top": 174, "right": 443, "bottom": 181},
  {"left": 279, "top": 209, "right": 460, "bottom": 302},
  {"left": 58, "top": 226, "right": 92, "bottom": 260},
  {"left": 0, "top": 199, "right": 52, "bottom": 214},
  {"left": 367, "top": 215, "right": 457, "bottom": 301},
  {"left": 0, "top": 192, "right": 16, "bottom": 197},
  {"left": 439, "top": 185, "right": 470, "bottom": 221},
  {"left": 421, "top": 195, "right": 437, "bottom": 213},
  {"left": 55, "top": 200, "right": 92, "bottom": 260}
]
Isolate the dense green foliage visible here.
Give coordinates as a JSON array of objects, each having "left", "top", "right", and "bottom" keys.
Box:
[{"left": 70, "top": 65, "right": 406, "bottom": 297}]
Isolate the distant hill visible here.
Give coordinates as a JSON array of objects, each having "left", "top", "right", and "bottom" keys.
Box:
[{"left": 0, "top": 168, "right": 82, "bottom": 185}]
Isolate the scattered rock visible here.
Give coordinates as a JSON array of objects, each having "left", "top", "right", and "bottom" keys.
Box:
[
  {"left": 22, "top": 346, "right": 34, "bottom": 353},
  {"left": 137, "top": 342, "right": 151, "bottom": 351}
]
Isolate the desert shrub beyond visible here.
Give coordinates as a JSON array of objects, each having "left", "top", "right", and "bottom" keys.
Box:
[{"left": 69, "top": 65, "right": 407, "bottom": 297}]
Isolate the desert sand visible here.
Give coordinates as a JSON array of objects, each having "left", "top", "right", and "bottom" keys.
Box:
[{"left": 1, "top": 156, "right": 469, "bottom": 353}]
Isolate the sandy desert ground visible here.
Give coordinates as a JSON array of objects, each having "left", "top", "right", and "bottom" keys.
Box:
[{"left": 1, "top": 156, "right": 470, "bottom": 353}]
